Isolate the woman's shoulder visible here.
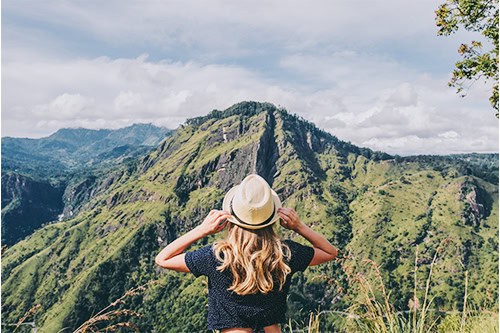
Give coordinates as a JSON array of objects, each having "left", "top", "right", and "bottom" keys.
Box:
[
  {"left": 280, "top": 239, "right": 315, "bottom": 273},
  {"left": 281, "top": 238, "right": 307, "bottom": 248},
  {"left": 280, "top": 239, "right": 306, "bottom": 258}
]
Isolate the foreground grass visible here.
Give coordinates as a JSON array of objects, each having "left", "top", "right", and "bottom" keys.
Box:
[
  {"left": 291, "top": 239, "right": 498, "bottom": 333},
  {"left": 292, "top": 308, "right": 498, "bottom": 333}
]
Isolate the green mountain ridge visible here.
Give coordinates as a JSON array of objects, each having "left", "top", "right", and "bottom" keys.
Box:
[{"left": 1, "top": 102, "right": 498, "bottom": 332}]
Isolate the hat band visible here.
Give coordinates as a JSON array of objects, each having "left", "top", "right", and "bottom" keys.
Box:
[{"left": 229, "top": 198, "right": 276, "bottom": 227}]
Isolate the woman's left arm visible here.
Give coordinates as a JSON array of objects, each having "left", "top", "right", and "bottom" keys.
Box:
[{"left": 155, "top": 209, "right": 231, "bottom": 272}]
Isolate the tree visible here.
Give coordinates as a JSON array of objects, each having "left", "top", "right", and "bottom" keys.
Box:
[{"left": 435, "top": 0, "right": 499, "bottom": 118}]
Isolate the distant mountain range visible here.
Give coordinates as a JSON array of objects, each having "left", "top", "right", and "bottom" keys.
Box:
[
  {"left": 1, "top": 123, "right": 172, "bottom": 245},
  {"left": 2, "top": 123, "right": 172, "bottom": 177},
  {"left": 1, "top": 102, "right": 498, "bottom": 332}
]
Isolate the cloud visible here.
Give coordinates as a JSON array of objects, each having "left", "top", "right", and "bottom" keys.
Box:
[
  {"left": 5, "top": 1, "right": 434, "bottom": 45},
  {"left": 2, "top": 54, "right": 289, "bottom": 137},
  {"left": 276, "top": 52, "right": 497, "bottom": 155},
  {"left": 2, "top": 51, "right": 497, "bottom": 156},
  {"left": 3, "top": 0, "right": 484, "bottom": 68},
  {"left": 2, "top": 1, "right": 497, "bottom": 155},
  {"left": 33, "top": 94, "right": 95, "bottom": 120},
  {"left": 438, "top": 131, "right": 460, "bottom": 139},
  {"left": 386, "top": 83, "right": 419, "bottom": 107}
]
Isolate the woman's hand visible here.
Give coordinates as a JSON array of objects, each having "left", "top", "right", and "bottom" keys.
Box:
[
  {"left": 155, "top": 210, "right": 230, "bottom": 272},
  {"left": 198, "top": 210, "right": 231, "bottom": 236},
  {"left": 277, "top": 207, "right": 305, "bottom": 232}
]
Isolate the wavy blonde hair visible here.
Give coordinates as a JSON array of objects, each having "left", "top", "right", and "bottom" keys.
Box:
[{"left": 213, "top": 222, "right": 292, "bottom": 295}]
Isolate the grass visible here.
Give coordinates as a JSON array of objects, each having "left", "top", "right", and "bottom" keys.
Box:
[
  {"left": 296, "top": 238, "right": 498, "bottom": 333},
  {"left": 67, "top": 282, "right": 152, "bottom": 333}
]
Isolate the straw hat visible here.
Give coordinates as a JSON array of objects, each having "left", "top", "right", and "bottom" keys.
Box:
[{"left": 222, "top": 174, "right": 282, "bottom": 230}]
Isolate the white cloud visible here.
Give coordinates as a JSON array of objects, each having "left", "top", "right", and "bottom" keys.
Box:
[
  {"left": 277, "top": 52, "right": 497, "bottom": 155},
  {"left": 4, "top": 1, "right": 434, "bottom": 45},
  {"left": 2, "top": 1, "right": 497, "bottom": 155},
  {"left": 2, "top": 52, "right": 497, "bottom": 156},
  {"left": 2, "top": 54, "right": 286, "bottom": 137},
  {"left": 33, "top": 94, "right": 95, "bottom": 120},
  {"left": 438, "top": 131, "right": 460, "bottom": 139},
  {"left": 2, "top": 0, "right": 485, "bottom": 66}
]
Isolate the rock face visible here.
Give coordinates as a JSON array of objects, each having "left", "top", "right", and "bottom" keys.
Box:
[
  {"left": 1, "top": 102, "right": 498, "bottom": 333},
  {"left": 1, "top": 173, "right": 65, "bottom": 245}
]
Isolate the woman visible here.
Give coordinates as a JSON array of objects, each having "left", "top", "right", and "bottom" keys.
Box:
[{"left": 155, "top": 174, "right": 338, "bottom": 333}]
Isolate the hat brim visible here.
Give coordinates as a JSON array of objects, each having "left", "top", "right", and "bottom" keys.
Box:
[{"left": 222, "top": 184, "right": 282, "bottom": 230}]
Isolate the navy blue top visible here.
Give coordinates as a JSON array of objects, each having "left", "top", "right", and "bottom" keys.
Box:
[{"left": 184, "top": 239, "right": 315, "bottom": 331}]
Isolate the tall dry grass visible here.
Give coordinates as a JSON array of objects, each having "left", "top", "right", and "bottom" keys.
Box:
[
  {"left": 4, "top": 278, "right": 161, "bottom": 333},
  {"left": 297, "top": 238, "right": 498, "bottom": 333},
  {"left": 68, "top": 279, "right": 160, "bottom": 333}
]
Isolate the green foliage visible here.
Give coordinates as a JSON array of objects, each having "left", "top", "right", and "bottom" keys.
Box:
[
  {"left": 435, "top": 0, "right": 499, "bottom": 116},
  {"left": 393, "top": 153, "right": 499, "bottom": 184},
  {"left": 1, "top": 102, "right": 498, "bottom": 332}
]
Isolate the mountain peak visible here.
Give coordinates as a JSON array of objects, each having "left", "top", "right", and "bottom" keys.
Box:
[
  {"left": 181, "top": 101, "right": 391, "bottom": 161},
  {"left": 184, "top": 101, "right": 278, "bottom": 127}
]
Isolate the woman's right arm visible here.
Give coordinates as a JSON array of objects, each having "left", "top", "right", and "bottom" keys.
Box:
[{"left": 277, "top": 207, "right": 338, "bottom": 266}]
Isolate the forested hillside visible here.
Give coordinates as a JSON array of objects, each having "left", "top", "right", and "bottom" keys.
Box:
[{"left": 1, "top": 102, "right": 497, "bottom": 332}]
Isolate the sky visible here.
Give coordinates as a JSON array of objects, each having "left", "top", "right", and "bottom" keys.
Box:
[{"left": 2, "top": 0, "right": 498, "bottom": 156}]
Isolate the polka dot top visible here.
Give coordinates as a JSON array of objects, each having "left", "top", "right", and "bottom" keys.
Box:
[{"left": 184, "top": 239, "right": 315, "bottom": 332}]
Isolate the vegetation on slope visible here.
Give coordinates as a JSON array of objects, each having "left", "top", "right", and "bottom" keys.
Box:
[{"left": 1, "top": 102, "right": 497, "bottom": 332}]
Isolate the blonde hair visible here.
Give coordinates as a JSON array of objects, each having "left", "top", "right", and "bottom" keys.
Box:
[{"left": 213, "top": 222, "right": 292, "bottom": 295}]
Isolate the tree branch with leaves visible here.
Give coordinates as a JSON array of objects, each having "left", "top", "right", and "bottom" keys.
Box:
[{"left": 435, "top": 0, "right": 499, "bottom": 118}]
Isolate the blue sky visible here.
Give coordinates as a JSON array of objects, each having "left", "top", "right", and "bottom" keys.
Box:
[{"left": 2, "top": 0, "right": 498, "bottom": 155}]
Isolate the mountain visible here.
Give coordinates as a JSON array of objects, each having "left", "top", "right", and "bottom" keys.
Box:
[
  {"left": 1, "top": 123, "right": 172, "bottom": 246},
  {"left": 1, "top": 102, "right": 497, "bottom": 332},
  {"left": 1, "top": 123, "right": 172, "bottom": 177}
]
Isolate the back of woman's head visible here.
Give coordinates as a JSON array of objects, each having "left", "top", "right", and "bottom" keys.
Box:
[{"left": 213, "top": 222, "right": 292, "bottom": 295}]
